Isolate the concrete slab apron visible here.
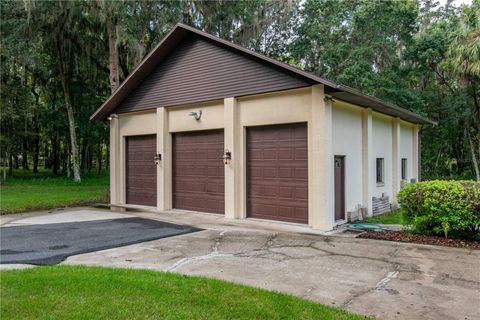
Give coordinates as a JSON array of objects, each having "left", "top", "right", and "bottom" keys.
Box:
[{"left": 63, "top": 229, "right": 480, "bottom": 320}]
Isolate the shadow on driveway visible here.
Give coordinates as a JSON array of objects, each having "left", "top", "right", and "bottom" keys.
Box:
[{"left": 0, "top": 218, "right": 202, "bottom": 265}]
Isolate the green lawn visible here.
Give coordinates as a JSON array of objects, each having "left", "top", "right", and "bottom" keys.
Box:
[
  {"left": 0, "top": 169, "right": 109, "bottom": 214},
  {"left": 362, "top": 209, "right": 405, "bottom": 225},
  {"left": 0, "top": 266, "right": 368, "bottom": 320}
]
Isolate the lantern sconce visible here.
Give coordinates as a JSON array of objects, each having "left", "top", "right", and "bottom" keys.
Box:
[
  {"left": 324, "top": 96, "right": 335, "bottom": 103},
  {"left": 188, "top": 109, "right": 202, "bottom": 121},
  {"left": 107, "top": 113, "right": 118, "bottom": 121},
  {"left": 222, "top": 149, "right": 232, "bottom": 165},
  {"left": 154, "top": 153, "right": 162, "bottom": 165}
]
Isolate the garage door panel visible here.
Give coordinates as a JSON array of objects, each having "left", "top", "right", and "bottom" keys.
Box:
[
  {"left": 278, "top": 148, "right": 293, "bottom": 159},
  {"left": 250, "top": 203, "right": 277, "bottom": 215},
  {"left": 295, "top": 168, "right": 308, "bottom": 179},
  {"left": 127, "top": 177, "right": 155, "bottom": 188},
  {"left": 247, "top": 123, "right": 308, "bottom": 224},
  {"left": 278, "top": 186, "right": 294, "bottom": 198},
  {"left": 295, "top": 147, "right": 308, "bottom": 159},
  {"left": 278, "top": 167, "right": 295, "bottom": 178},
  {"left": 277, "top": 206, "right": 295, "bottom": 217},
  {"left": 206, "top": 166, "right": 220, "bottom": 177},
  {"left": 126, "top": 135, "right": 157, "bottom": 206},
  {"left": 173, "top": 130, "right": 224, "bottom": 214},
  {"left": 295, "top": 187, "right": 308, "bottom": 199}
]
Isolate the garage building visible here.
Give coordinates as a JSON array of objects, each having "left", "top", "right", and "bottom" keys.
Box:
[{"left": 91, "top": 23, "right": 434, "bottom": 231}]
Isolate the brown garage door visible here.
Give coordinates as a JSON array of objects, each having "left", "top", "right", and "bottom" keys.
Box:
[
  {"left": 126, "top": 134, "right": 157, "bottom": 206},
  {"left": 247, "top": 123, "right": 308, "bottom": 224},
  {"left": 172, "top": 130, "right": 224, "bottom": 214}
]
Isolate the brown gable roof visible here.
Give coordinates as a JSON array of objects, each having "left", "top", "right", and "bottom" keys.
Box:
[
  {"left": 91, "top": 23, "right": 435, "bottom": 125},
  {"left": 115, "top": 34, "right": 315, "bottom": 115}
]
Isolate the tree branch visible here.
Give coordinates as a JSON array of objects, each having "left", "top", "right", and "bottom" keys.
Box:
[{"left": 63, "top": 31, "right": 110, "bottom": 75}]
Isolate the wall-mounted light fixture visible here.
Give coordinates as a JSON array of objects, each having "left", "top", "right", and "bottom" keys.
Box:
[
  {"left": 222, "top": 149, "right": 232, "bottom": 165},
  {"left": 107, "top": 113, "right": 118, "bottom": 121},
  {"left": 188, "top": 109, "right": 202, "bottom": 120},
  {"left": 324, "top": 96, "right": 335, "bottom": 102},
  {"left": 154, "top": 153, "right": 162, "bottom": 165}
]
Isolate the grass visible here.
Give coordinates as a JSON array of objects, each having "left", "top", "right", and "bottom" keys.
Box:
[
  {"left": 361, "top": 209, "right": 405, "bottom": 225},
  {"left": 0, "top": 168, "right": 109, "bottom": 215},
  {"left": 0, "top": 266, "right": 368, "bottom": 320}
]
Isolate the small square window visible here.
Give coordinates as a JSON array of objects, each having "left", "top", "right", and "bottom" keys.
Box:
[
  {"left": 401, "top": 158, "right": 407, "bottom": 180},
  {"left": 376, "top": 158, "right": 384, "bottom": 184}
]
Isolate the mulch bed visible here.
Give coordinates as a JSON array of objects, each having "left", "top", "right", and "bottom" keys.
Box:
[{"left": 358, "top": 231, "right": 480, "bottom": 250}]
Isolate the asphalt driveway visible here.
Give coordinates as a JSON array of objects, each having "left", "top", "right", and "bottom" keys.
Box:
[
  {"left": 0, "top": 213, "right": 200, "bottom": 265},
  {"left": 1, "top": 208, "right": 479, "bottom": 320}
]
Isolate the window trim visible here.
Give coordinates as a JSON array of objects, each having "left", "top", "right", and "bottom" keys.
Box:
[
  {"left": 401, "top": 158, "right": 407, "bottom": 180},
  {"left": 376, "top": 158, "right": 385, "bottom": 186}
]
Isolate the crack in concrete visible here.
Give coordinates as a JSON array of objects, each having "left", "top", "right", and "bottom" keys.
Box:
[
  {"left": 340, "top": 249, "right": 402, "bottom": 308},
  {"left": 263, "top": 233, "right": 278, "bottom": 249},
  {"left": 234, "top": 236, "right": 408, "bottom": 266},
  {"left": 375, "top": 271, "right": 399, "bottom": 290},
  {"left": 165, "top": 230, "right": 473, "bottom": 304},
  {"left": 165, "top": 230, "right": 232, "bottom": 272}
]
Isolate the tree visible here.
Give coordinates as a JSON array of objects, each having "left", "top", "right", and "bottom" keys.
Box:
[
  {"left": 1, "top": 0, "right": 477, "bottom": 182},
  {"left": 446, "top": 0, "right": 480, "bottom": 179}
]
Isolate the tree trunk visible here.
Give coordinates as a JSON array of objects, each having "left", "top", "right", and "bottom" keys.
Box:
[
  {"left": 31, "top": 85, "right": 41, "bottom": 173},
  {"left": 33, "top": 135, "right": 39, "bottom": 173},
  {"left": 119, "top": 45, "right": 130, "bottom": 79},
  {"left": 97, "top": 143, "right": 103, "bottom": 173},
  {"left": 80, "top": 140, "right": 87, "bottom": 172},
  {"left": 32, "top": 112, "right": 40, "bottom": 173},
  {"left": 22, "top": 148, "right": 29, "bottom": 171},
  {"left": 52, "top": 135, "right": 59, "bottom": 175},
  {"left": 134, "top": 0, "right": 148, "bottom": 67},
  {"left": 14, "top": 155, "right": 19, "bottom": 170},
  {"left": 22, "top": 117, "right": 29, "bottom": 171},
  {"left": 44, "top": 141, "right": 49, "bottom": 169},
  {"left": 466, "top": 123, "right": 480, "bottom": 181},
  {"left": 8, "top": 154, "right": 13, "bottom": 176},
  {"left": 106, "top": 16, "right": 120, "bottom": 93},
  {"left": 56, "top": 42, "right": 81, "bottom": 182},
  {"left": 87, "top": 144, "right": 92, "bottom": 172}
]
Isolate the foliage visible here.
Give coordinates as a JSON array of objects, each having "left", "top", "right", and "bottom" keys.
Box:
[
  {"left": 398, "top": 180, "right": 480, "bottom": 239},
  {"left": 0, "top": 168, "right": 108, "bottom": 214},
  {"left": 0, "top": 0, "right": 478, "bottom": 181},
  {"left": 0, "top": 265, "right": 368, "bottom": 320},
  {"left": 291, "top": 0, "right": 480, "bottom": 180}
]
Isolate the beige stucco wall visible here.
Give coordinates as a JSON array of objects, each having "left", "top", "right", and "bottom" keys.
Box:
[
  {"left": 115, "top": 110, "right": 157, "bottom": 204},
  {"left": 238, "top": 88, "right": 312, "bottom": 126},
  {"left": 332, "top": 101, "right": 363, "bottom": 215},
  {"left": 400, "top": 121, "right": 415, "bottom": 182},
  {"left": 236, "top": 86, "right": 333, "bottom": 229},
  {"left": 168, "top": 101, "right": 224, "bottom": 132},
  {"left": 372, "top": 112, "right": 393, "bottom": 199},
  {"left": 109, "top": 86, "right": 420, "bottom": 230}
]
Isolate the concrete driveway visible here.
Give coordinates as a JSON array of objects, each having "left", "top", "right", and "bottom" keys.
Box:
[{"left": 1, "top": 208, "right": 479, "bottom": 320}]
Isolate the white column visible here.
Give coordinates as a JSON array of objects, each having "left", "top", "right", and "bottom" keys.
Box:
[
  {"left": 392, "top": 118, "right": 400, "bottom": 204},
  {"left": 362, "top": 108, "right": 374, "bottom": 216},
  {"left": 109, "top": 116, "right": 120, "bottom": 206},
  {"left": 224, "top": 97, "right": 242, "bottom": 219},
  {"left": 156, "top": 107, "right": 172, "bottom": 210},
  {"left": 310, "top": 84, "right": 334, "bottom": 230},
  {"left": 413, "top": 125, "right": 420, "bottom": 181}
]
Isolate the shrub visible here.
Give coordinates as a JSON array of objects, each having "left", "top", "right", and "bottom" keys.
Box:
[{"left": 398, "top": 180, "right": 480, "bottom": 239}]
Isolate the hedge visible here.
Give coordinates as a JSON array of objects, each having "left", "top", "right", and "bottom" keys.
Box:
[{"left": 398, "top": 180, "right": 480, "bottom": 239}]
